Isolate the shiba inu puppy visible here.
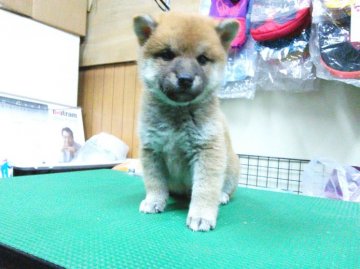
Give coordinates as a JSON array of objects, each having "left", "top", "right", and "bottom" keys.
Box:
[{"left": 133, "top": 12, "right": 240, "bottom": 231}]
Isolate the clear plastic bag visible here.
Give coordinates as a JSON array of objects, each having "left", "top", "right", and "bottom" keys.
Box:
[
  {"left": 220, "top": 37, "right": 258, "bottom": 99},
  {"left": 254, "top": 27, "right": 316, "bottom": 91},
  {"left": 310, "top": 0, "right": 360, "bottom": 87},
  {"left": 200, "top": 0, "right": 256, "bottom": 99},
  {"left": 301, "top": 158, "right": 360, "bottom": 202},
  {"left": 73, "top": 132, "right": 129, "bottom": 164}
]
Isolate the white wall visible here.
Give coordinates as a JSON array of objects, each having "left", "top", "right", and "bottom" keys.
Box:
[
  {"left": 221, "top": 80, "right": 360, "bottom": 165},
  {"left": 0, "top": 9, "right": 80, "bottom": 107}
]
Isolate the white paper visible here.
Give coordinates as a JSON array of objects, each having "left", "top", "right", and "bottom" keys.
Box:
[{"left": 351, "top": 1, "right": 360, "bottom": 43}]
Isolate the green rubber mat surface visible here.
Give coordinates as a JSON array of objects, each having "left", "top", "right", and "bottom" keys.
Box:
[{"left": 0, "top": 169, "right": 359, "bottom": 269}]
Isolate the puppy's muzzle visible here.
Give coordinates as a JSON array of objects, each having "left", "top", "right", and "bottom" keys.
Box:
[
  {"left": 165, "top": 73, "right": 201, "bottom": 102},
  {"left": 177, "top": 74, "right": 194, "bottom": 89},
  {"left": 161, "top": 59, "right": 206, "bottom": 103}
]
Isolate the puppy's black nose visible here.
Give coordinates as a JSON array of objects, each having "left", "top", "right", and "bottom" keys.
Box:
[{"left": 177, "top": 74, "right": 194, "bottom": 89}]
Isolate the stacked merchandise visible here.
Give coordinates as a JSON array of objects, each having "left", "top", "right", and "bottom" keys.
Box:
[
  {"left": 250, "top": 0, "right": 316, "bottom": 91},
  {"left": 310, "top": 0, "right": 360, "bottom": 87}
]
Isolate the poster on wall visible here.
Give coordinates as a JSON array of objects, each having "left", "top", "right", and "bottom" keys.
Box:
[{"left": 0, "top": 94, "right": 85, "bottom": 177}]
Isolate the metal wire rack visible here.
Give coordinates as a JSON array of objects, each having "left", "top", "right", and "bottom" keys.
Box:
[{"left": 238, "top": 154, "right": 309, "bottom": 194}]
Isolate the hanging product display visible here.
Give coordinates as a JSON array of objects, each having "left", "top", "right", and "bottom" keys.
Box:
[
  {"left": 250, "top": 0, "right": 315, "bottom": 92},
  {"left": 254, "top": 27, "right": 316, "bottom": 91},
  {"left": 208, "top": 0, "right": 250, "bottom": 48},
  {"left": 323, "top": 0, "right": 354, "bottom": 23},
  {"left": 250, "top": 0, "right": 311, "bottom": 41},
  {"left": 199, "top": 0, "right": 360, "bottom": 97},
  {"left": 221, "top": 38, "right": 258, "bottom": 99},
  {"left": 318, "top": 21, "right": 360, "bottom": 79},
  {"left": 310, "top": 0, "right": 360, "bottom": 86},
  {"left": 200, "top": 0, "right": 256, "bottom": 99}
]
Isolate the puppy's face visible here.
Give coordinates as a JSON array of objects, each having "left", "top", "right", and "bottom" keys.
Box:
[{"left": 134, "top": 13, "right": 238, "bottom": 105}]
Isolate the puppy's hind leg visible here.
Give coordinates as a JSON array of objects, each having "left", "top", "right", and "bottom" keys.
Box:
[{"left": 140, "top": 149, "right": 169, "bottom": 214}]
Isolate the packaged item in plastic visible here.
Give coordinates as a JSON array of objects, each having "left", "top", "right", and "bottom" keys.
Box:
[
  {"left": 220, "top": 37, "right": 257, "bottom": 98},
  {"left": 310, "top": 0, "right": 360, "bottom": 87},
  {"left": 301, "top": 158, "right": 360, "bottom": 202},
  {"left": 318, "top": 21, "right": 360, "bottom": 79},
  {"left": 200, "top": 0, "right": 257, "bottom": 98},
  {"left": 255, "top": 27, "right": 316, "bottom": 91},
  {"left": 208, "top": 0, "right": 250, "bottom": 48},
  {"left": 250, "top": 0, "right": 311, "bottom": 41},
  {"left": 322, "top": 0, "right": 354, "bottom": 24}
]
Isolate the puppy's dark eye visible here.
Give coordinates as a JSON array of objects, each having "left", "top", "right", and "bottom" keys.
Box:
[
  {"left": 197, "top": 54, "right": 212, "bottom": 65},
  {"left": 155, "top": 49, "right": 176, "bottom": 61}
]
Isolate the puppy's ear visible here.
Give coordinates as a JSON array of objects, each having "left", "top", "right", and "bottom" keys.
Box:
[
  {"left": 215, "top": 19, "right": 239, "bottom": 49},
  {"left": 133, "top": 15, "right": 157, "bottom": 46}
]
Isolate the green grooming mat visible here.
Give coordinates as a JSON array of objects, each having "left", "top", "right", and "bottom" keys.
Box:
[{"left": 0, "top": 169, "right": 359, "bottom": 268}]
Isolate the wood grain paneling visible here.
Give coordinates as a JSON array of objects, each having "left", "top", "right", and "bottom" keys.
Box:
[{"left": 78, "top": 62, "right": 142, "bottom": 158}]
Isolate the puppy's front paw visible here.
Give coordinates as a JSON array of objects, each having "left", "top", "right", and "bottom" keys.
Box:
[
  {"left": 139, "top": 198, "right": 166, "bottom": 213},
  {"left": 186, "top": 215, "right": 216, "bottom": 232}
]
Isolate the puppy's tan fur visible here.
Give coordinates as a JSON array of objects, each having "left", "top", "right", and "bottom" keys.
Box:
[{"left": 133, "top": 12, "right": 240, "bottom": 231}]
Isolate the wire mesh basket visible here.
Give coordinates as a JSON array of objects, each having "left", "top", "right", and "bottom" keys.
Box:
[{"left": 238, "top": 154, "right": 309, "bottom": 194}]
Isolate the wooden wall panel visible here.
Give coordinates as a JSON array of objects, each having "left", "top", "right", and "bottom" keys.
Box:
[
  {"left": 122, "top": 63, "right": 137, "bottom": 155},
  {"left": 92, "top": 66, "right": 105, "bottom": 135},
  {"left": 111, "top": 65, "right": 125, "bottom": 141},
  {"left": 80, "top": 0, "right": 200, "bottom": 66},
  {"left": 101, "top": 65, "right": 114, "bottom": 133},
  {"left": 78, "top": 62, "right": 142, "bottom": 158},
  {"left": 81, "top": 68, "right": 95, "bottom": 139}
]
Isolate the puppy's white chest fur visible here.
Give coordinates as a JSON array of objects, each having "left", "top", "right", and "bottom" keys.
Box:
[
  {"left": 162, "top": 132, "right": 193, "bottom": 194},
  {"left": 141, "top": 108, "right": 218, "bottom": 195}
]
